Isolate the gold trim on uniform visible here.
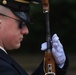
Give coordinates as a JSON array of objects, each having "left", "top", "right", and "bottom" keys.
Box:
[
  {"left": 2, "top": 0, "right": 7, "bottom": 5},
  {"left": 15, "top": 0, "right": 30, "bottom": 3}
]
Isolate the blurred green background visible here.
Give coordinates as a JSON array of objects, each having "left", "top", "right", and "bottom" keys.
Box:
[{"left": 8, "top": 0, "right": 76, "bottom": 75}]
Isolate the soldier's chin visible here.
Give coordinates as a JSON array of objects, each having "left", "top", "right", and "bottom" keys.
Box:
[{"left": 14, "top": 43, "right": 21, "bottom": 49}]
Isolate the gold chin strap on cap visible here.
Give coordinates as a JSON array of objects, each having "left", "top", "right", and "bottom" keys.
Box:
[
  {"left": 2, "top": 0, "right": 39, "bottom": 5},
  {"left": 15, "top": 0, "right": 30, "bottom": 3},
  {"left": 2, "top": 0, "right": 7, "bottom": 5},
  {"left": 32, "top": 1, "right": 39, "bottom": 4}
]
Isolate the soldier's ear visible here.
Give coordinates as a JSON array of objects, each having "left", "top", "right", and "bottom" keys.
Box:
[
  {"left": 0, "top": 20, "right": 1, "bottom": 29},
  {"left": 0, "top": 20, "right": 1, "bottom": 24}
]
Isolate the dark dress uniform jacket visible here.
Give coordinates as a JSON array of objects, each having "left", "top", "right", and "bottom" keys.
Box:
[{"left": 0, "top": 49, "right": 69, "bottom": 75}]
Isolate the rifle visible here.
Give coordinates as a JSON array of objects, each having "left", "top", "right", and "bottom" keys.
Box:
[{"left": 42, "top": 0, "right": 56, "bottom": 75}]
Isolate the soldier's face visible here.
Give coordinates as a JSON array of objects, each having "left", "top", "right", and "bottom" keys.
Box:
[{"left": 0, "top": 11, "right": 29, "bottom": 50}]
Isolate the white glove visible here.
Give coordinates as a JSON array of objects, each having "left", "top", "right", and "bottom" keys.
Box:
[{"left": 41, "top": 34, "right": 66, "bottom": 68}]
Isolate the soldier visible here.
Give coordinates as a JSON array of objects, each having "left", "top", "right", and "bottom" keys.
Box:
[{"left": 0, "top": 0, "right": 68, "bottom": 75}]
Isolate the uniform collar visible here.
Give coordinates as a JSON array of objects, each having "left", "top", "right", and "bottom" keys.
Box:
[{"left": 0, "top": 46, "right": 7, "bottom": 54}]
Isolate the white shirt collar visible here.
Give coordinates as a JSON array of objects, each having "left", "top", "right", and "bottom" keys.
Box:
[{"left": 0, "top": 46, "right": 7, "bottom": 54}]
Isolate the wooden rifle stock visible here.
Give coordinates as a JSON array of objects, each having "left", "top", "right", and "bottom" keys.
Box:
[
  {"left": 44, "top": 51, "right": 56, "bottom": 75},
  {"left": 42, "top": 0, "right": 56, "bottom": 75}
]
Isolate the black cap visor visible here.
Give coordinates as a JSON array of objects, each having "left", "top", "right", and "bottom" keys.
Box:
[{"left": 12, "top": 10, "right": 32, "bottom": 25}]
